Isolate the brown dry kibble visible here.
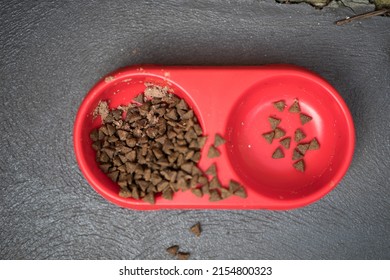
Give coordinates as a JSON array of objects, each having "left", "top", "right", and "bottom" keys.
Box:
[
  {"left": 162, "top": 188, "right": 174, "bottom": 200},
  {"left": 177, "top": 252, "right": 190, "bottom": 260},
  {"left": 234, "top": 187, "right": 247, "bottom": 198},
  {"left": 228, "top": 180, "right": 241, "bottom": 193},
  {"left": 296, "top": 143, "right": 310, "bottom": 155},
  {"left": 293, "top": 160, "right": 305, "bottom": 172},
  {"left": 107, "top": 171, "right": 119, "bottom": 182},
  {"left": 207, "top": 145, "right": 220, "bottom": 158},
  {"left": 92, "top": 141, "right": 101, "bottom": 151},
  {"left": 300, "top": 113, "right": 312, "bottom": 125},
  {"left": 214, "top": 134, "right": 226, "bottom": 147},
  {"left": 292, "top": 149, "right": 304, "bottom": 160},
  {"left": 294, "top": 128, "right": 306, "bottom": 142},
  {"left": 205, "top": 163, "right": 217, "bottom": 176},
  {"left": 220, "top": 188, "right": 231, "bottom": 199},
  {"left": 262, "top": 131, "right": 275, "bottom": 144},
  {"left": 99, "top": 163, "right": 111, "bottom": 173},
  {"left": 90, "top": 129, "right": 99, "bottom": 142},
  {"left": 209, "top": 190, "right": 221, "bottom": 201},
  {"left": 119, "top": 189, "right": 132, "bottom": 198},
  {"left": 272, "top": 147, "right": 285, "bottom": 159},
  {"left": 132, "top": 93, "right": 144, "bottom": 104},
  {"left": 181, "top": 162, "right": 193, "bottom": 174},
  {"left": 197, "top": 136, "right": 208, "bottom": 149},
  {"left": 166, "top": 245, "right": 179, "bottom": 256},
  {"left": 309, "top": 138, "right": 320, "bottom": 150},
  {"left": 289, "top": 99, "right": 301, "bottom": 113},
  {"left": 191, "top": 188, "right": 203, "bottom": 198},
  {"left": 190, "top": 222, "right": 202, "bottom": 237},
  {"left": 142, "top": 192, "right": 155, "bottom": 204},
  {"left": 198, "top": 175, "right": 208, "bottom": 185},
  {"left": 268, "top": 117, "right": 281, "bottom": 130},
  {"left": 209, "top": 176, "right": 222, "bottom": 190},
  {"left": 273, "top": 100, "right": 286, "bottom": 112},
  {"left": 200, "top": 184, "right": 209, "bottom": 196},
  {"left": 92, "top": 84, "right": 247, "bottom": 203},
  {"left": 106, "top": 124, "right": 116, "bottom": 136},
  {"left": 274, "top": 127, "right": 286, "bottom": 139},
  {"left": 280, "top": 137, "right": 291, "bottom": 149}
]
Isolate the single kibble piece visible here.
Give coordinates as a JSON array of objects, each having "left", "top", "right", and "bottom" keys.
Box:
[
  {"left": 289, "top": 99, "right": 301, "bottom": 113},
  {"left": 191, "top": 188, "right": 203, "bottom": 198},
  {"left": 197, "top": 136, "right": 208, "bottom": 149},
  {"left": 214, "top": 134, "right": 226, "bottom": 147},
  {"left": 99, "top": 163, "right": 111, "bottom": 173},
  {"left": 280, "top": 137, "right": 291, "bottom": 149},
  {"left": 207, "top": 145, "right": 220, "bottom": 158},
  {"left": 132, "top": 93, "right": 144, "bottom": 104},
  {"left": 220, "top": 188, "right": 231, "bottom": 199},
  {"left": 119, "top": 189, "right": 132, "bottom": 198},
  {"left": 166, "top": 245, "right": 179, "bottom": 256},
  {"left": 268, "top": 116, "right": 281, "bottom": 130},
  {"left": 234, "top": 187, "right": 247, "bottom": 198},
  {"left": 209, "top": 176, "right": 222, "bottom": 190},
  {"left": 296, "top": 143, "right": 310, "bottom": 155},
  {"left": 162, "top": 188, "right": 174, "bottom": 200},
  {"left": 142, "top": 192, "right": 155, "bottom": 204},
  {"left": 292, "top": 149, "right": 304, "bottom": 160},
  {"left": 209, "top": 190, "right": 222, "bottom": 201},
  {"left": 90, "top": 129, "right": 99, "bottom": 142},
  {"left": 300, "top": 113, "right": 312, "bottom": 125},
  {"left": 205, "top": 163, "right": 217, "bottom": 176},
  {"left": 309, "top": 138, "right": 320, "bottom": 150},
  {"left": 202, "top": 183, "right": 210, "bottom": 195},
  {"left": 177, "top": 252, "right": 190, "bottom": 260},
  {"left": 293, "top": 160, "right": 305, "bottom": 172},
  {"left": 198, "top": 175, "right": 208, "bottom": 185},
  {"left": 272, "top": 147, "right": 285, "bottom": 159},
  {"left": 228, "top": 180, "right": 241, "bottom": 193},
  {"left": 107, "top": 171, "right": 119, "bottom": 182},
  {"left": 273, "top": 100, "right": 286, "bottom": 112},
  {"left": 262, "top": 131, "right": 275, "bottom": 144},
  {"left": 274, "top": 127, "right": 286, "bottom": 139},
  {"left": 190, "top": 222, "right": 202, "bottom": 237},
  {"left": 294, "top": 128, "right": 306, "bottom": 142}
]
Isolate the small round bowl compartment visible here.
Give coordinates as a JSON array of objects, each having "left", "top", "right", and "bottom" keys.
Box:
[
  {"left": 74, "top": 72, "right": 204, "bottom": 208},
  {"left": 226, "top": 74, "right": 354, "bottom": 203}
]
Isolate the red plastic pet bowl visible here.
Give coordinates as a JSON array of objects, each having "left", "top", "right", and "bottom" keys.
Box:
[{"left": 73, "top": 65, "right": 355, "bottom": 210}]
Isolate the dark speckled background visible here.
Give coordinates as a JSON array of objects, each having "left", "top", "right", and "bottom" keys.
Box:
[{"left": 1, "top": 0, "right": 389, "bottom": 259}]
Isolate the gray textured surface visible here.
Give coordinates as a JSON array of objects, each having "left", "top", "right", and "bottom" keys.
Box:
[{"left": 1, "top": 0, "right": 389, "bottom": 260}]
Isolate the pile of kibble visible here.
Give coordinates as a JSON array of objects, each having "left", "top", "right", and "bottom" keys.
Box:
[
  {"left": 90, "top": 84, "right": 246, "bottom": 204},
  {"left": 262, "top": 99, "right": 320, "bottom": 172}
]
